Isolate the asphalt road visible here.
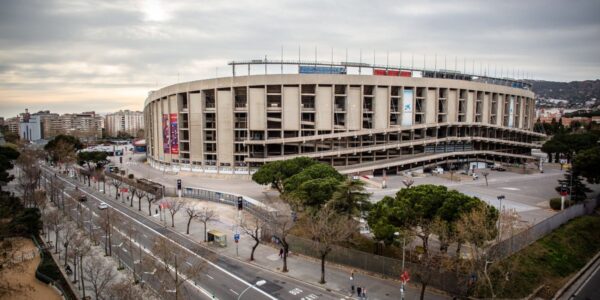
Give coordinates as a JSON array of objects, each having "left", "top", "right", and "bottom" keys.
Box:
[{"left": 42, "top": 165, "right": 344, "bottom": 300}]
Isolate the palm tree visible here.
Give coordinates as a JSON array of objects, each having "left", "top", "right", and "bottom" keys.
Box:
[{"left": 329, "top": 179, "right": 371, "bottom": 216}]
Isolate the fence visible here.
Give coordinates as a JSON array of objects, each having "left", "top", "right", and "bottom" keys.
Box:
[
  {"left": 490, "top": 197, "right": 599, "bottom": 259},
  {"left": 31, "top": 235, "right": 77, "bottom": 300},
  {"left": 261, "top": 229, "right": 465, "bottom": 295},
  {"left": 182, "top": 186, "right": 273, "bottom": 220}
]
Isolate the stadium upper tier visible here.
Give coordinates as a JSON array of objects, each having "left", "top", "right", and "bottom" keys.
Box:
[{"left": 144, "top": 69, "right": 543, "bottom": 176}]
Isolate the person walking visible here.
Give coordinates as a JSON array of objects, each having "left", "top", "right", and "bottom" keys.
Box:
[
  {"left": 279, "top": 248, "right": 283, "bottom": 258},
  {"left": 362, "top": 288, "right": 367, "bottom": 299},
  {"left": 350, "top": 271, "right": 355, "bottom": 295},
  {"left": 357, "top": 286, "right": 362, "bottom": 299}
]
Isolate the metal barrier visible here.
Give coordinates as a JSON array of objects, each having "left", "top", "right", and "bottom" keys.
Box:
[{"left": 31, "top": 235, "right": 77, "bottom": 300}]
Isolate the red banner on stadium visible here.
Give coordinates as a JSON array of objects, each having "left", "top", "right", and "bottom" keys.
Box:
[
  {"left": 170, "top": 113, "right": 179, "bottom": 154},
  {"left": 162, "top": 114, "right": 170, "bottom": 154}
]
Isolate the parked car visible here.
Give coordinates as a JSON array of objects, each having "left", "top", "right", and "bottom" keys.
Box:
[
  {"left": 78, "top": 195, "right": 87, "bottom": 202},
  {"left": 491, "top": 164, "right": 506, "bottom": 171},
  {"left": 98, "top": 202, "right": 108, "bottom": 210}
]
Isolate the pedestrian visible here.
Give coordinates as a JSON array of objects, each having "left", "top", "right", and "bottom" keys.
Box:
[
  {"left": 279, "top": 248, "right": 283, "bottom": 258},
  {"left": 357, "top": 286, "right": 362, "bottom": 298},
  {"left": 362, "top": 288, "right": 367, "bottom": 299}
]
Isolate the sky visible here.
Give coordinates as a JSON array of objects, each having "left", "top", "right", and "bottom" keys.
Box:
[{"left": 1, "top": 0, "right": 599, "bottom": 118}]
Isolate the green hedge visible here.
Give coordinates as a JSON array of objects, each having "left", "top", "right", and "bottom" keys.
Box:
[{"left": 549, "top": 197, "right": 571, "bottom": 210}]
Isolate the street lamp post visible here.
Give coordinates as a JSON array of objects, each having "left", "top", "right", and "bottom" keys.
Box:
[
  {"left": 394, "top": 231, "right": 406, "bottom": 300},
  {"left": 497, "top": 195, "right": 505, "bottom": 241},
  {"left": 237, "top": 280, "right": 266, "bottom": 300}
]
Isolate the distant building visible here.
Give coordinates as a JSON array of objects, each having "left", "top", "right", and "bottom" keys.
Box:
[
  {"left": 19, "top": 109, "right": 43, "bottom": 141},
  {"left": 105, "top": 110, "right": 144, "bottom": 138},
  {"left": 5, "top": 117, "right": 20, "bottom": 134}
]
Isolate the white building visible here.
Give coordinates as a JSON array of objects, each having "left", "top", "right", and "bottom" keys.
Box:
[
  {"left": 19, "top": 115, "right": 42, "bottom": 141},
  {"left": 105, "top": 110, "right": 144, "bottom": 138}
]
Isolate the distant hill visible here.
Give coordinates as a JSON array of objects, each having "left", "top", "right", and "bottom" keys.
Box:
[{"left": 527, "top": 79, "right": 600, "bottom": 104}]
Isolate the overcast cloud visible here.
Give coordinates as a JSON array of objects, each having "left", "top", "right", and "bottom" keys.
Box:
[{"left": 1, "top": 0, "right": 599, "bottom": 118}]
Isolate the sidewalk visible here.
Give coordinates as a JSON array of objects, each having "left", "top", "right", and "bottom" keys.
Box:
[{"left": 93, "top": 174, "right": 449, "bottom": 300}]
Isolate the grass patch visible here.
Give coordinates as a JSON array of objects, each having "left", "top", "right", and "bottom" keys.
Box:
[{"left": 483, "top": 213, "right": 600, "bottom": 298}]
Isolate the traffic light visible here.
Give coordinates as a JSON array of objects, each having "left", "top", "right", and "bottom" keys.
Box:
[
  {"left": 237, "top": 196, "right": 243, "bottom": 210},
  {"left": 177, "top": 179, "right": 182, "bottom": 190}
]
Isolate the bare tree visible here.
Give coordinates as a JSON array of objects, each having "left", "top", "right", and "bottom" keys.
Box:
[
  {"left": 456, "top": 204, "right": 500, "bottom": 298},
  {"left": 110, "top": 178, "right": 123, "bottom": 200},
  {"left": 145, "top": 193, "right": 156, "bottom": 216},
  {"left": 134, "top": 188, "right": 147, "bottom": 212},
  {"left": 146, "top": 236, "right": 207, "bottom": 300},
  {"left": 482, "top": 171, "right": 490, "bottom": 187},
  {"left": 402, "top": 178, "right": 414, "bottom": 189},
  {"left": 121, "top": 218, "right": 142, "bottom": 282},
  {"left": 128, "top": 183, "right": 138, "bottom": 207},
  {"left": 267, "top": 201, "right": 294, "bottom": 272},
  {"left": 100, "top": 207, "right": 116, "bottom": 256},
  {"left": 84, "top": 256, "right": 118, "bottom": 300},
  {"left": 165, "top": 198, "right": 185, "bottom": 227},
  {"left": 53, "top": 139, "right": 77, "bottom": 172},
  {"left": 62, "top": 223, "right": 77, "bottom": 267},
  {"left": 71, "top": 232, "right": 91, "bottom": 298},
  {"left": 16, "top": 148, "right": 43, "bottom": 207},
  {"left": 240, "top": 215, "right": 264, "bottom": 261},
  {"left": 107, "top": 275, "right": 147, "bottom": 300},
  {"left": 307, "top": 205, "right": 355, "bottom": 284},
  {"left": 197, "top": 206, "right": 218, "bottom": 242},
  {"left": 184, "top": 205, "right": 200, "bottom": 234},
  {"left": 48, "top": 209, "right": 63, "bottom": 254}
]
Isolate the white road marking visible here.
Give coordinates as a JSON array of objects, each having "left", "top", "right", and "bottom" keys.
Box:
[
  {"left": 289, "top": 287, "right": 303, "bottom": 295},
  {"left": 46, "top": 167, "right": 278, "bottom": 300},
  {"left": 229, "top": 289, "right": 239, "bottom": 295},
  {"left": 186, "top": 261, "right": 193, "bottom": 266},
  {"left": 501, "top": 187, "right": 520, "bottom": 191},
  {"left": 206, "top": 274, "right": 214, "bottom": 279}
]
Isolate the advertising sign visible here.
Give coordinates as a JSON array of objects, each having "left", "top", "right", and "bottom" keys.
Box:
[
  {"left": 169, "top": 113, "right": 179, "bottom": 154},
  {"left": 508, "top": 96, "right": 515, "bottom": 128},
  {"left": 162, "top": 114, "right": 170, "bottom": 153},
  {"left": 299, "top": 65, "right": 346, "bottom": 74},
  {"left": 401, "top": 89, "right": 414, "bottom": 126}
]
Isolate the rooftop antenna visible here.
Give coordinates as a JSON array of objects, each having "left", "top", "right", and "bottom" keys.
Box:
[
  {"left": 298, "top": 45, "right": 301, "bottom": 62},
  {"left": 359, "top": 49, "right": 362, "bottom": 74},
  {"left": 281, "top": 45, "right": 284, "bottom": 74},
  {"left": 314, "top": 46, "right": 317, "bottom": 67},
  {"left": 345, "top": 48, "right": 348, "bottom": 65},
  {"left": 411, "top": 53, "right": 414, "bottom": 70},
  {"left": 386, "top": 51, "right": 389, "bottom": 70},
  {"left": 463, "top": 57, "right": 466, "bottom": 74},
  {"left": 373, "top": 49, "right": 376, "bottom": 66},
  {"left": 400, "top": 52, "right": 403, "bottom": 68},
  {"left": 331, "top": 47, "right": 334, "bottom": 68},
  {"left": 264, "top": 54, "right": 267, "bottom": 74},
  {"left": 472, "top": 58, "right": 475, "bottom": 75},
  {"left": 423, "top": 54, "right": 426, "bottom": 70},
  {"left": 434, "top": 53, "right": 437, "bottom": 76}
]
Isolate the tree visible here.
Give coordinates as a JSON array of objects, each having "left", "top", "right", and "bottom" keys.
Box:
[
  {"left": 146, "top": 236, "right": 207, "bottom": 300},
  {"left": 110, "top": 178, "right": 123, "bottom": 200},
  {"left": 267, "top": 201, "right": 294, "bottom": 272},
  {"left": 367, "top": 185, "right": 484, "bottom": 253},
  {"left": 128, "top": 183, "right": 138, "bottom": 207},
  {"left": 251, "top": 156, "right": 317, "bottom": 193},
  {"left": 283, "top": 162, "right": 345, "bottom": 210},
  {"left": 328, "top": 179, "right": 371, "bottom": 216},
  {"left": 48, "top": 209, "right": 63, "bottom": 254},
  {"left": 100, "top": 207, "right": 116, "bottom": 256},
  {"left": 307, "top": 205, "right": 354, "bottom": 284},
  {"left": 121, "top": 219, "right": 141, "bottom": 282},
  {"left": 62, "top": 223, "right": 77, "bottom": 267},
  {"left": 402, "top": 178, "right": 414, "bottom": 189},
  {"left": 134, "top": 188, "right": 147, "bottom": 212},
  {"left": 84, "top": 256, "right": 118, "bottom": 300},
  {"left": 456, "top": 204, "right": 500, "bottom": 298},
  {"left": 45, "top": 134, "right": 83, "bottom": 164},
  {"left": 107, "top": 275, "right": 146, "bottom": 300},
  {"left": 52, "top": 140, "right": 77, "bottom": 171},
  {"left": 240, "top": 215, "right": 264, "bottom": 261},
  {"left": 0, "top": 146, "right": 19, "bottom": 191},
  {"left": 556, "top": 169, "right": 592, "bottom": 202},
  {"left": 71, "top": 232, "right": 91, "bottom": 297},
  {"left": 145, "top": 193, "right": 156, "bottom": 216},
  {"left": 78, "top": 151, "right": 109, "bottom": 187},
  {"left": 573, "top": 146, "right": 600, "bottom": 184},
  {"left": 482, "top": 171, "right": 490, "bottom": 187},
  {"left": 197, "top": 206, "right": 218, "bottom": 242},
  {"left": 15, "top": 148, "right": 43, "bottom": 207},
  {"left": 184, "top": 205, "right": 200, "bottom": 235},
  {"left": 165, "top": 198, "right": 185, "bottom": 227}
]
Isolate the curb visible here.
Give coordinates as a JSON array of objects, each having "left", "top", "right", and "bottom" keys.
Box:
[{"left": 552, "top": 250, "right": 600, "bottom": 300}]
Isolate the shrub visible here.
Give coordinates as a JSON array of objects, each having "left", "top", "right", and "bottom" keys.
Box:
[{"left": 549, "top": 197, "right": 571, "bottom": 210}]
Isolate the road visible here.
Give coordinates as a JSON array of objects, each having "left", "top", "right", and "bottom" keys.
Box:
[{"left": 41, "top": 165, "right": 345, "bottom": 300}]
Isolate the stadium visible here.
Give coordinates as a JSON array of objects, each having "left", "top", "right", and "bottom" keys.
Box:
[{"left": 144, "top": 59, "right": 545, "bottom": 176}]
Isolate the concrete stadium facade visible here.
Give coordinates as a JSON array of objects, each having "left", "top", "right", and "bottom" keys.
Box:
[{"left": 144, "top": 73, "right": 545, "bottom": 176}]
